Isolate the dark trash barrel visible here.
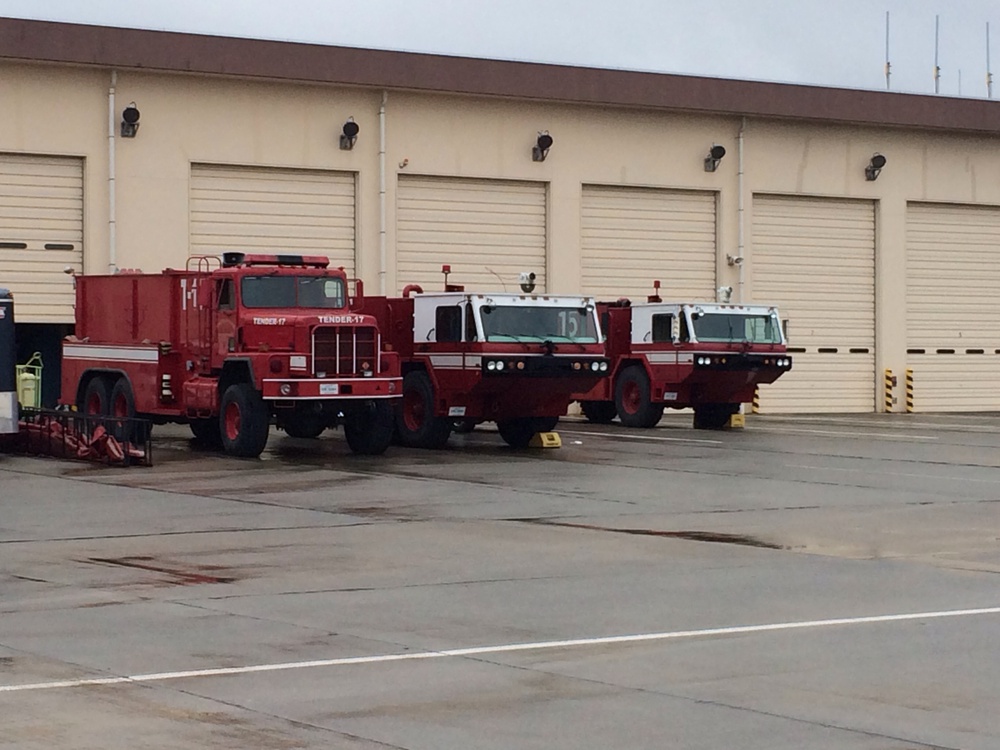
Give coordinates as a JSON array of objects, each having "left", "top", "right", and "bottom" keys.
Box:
[{"left": 0, "top": 289, "right": 18, "bottom": 434}]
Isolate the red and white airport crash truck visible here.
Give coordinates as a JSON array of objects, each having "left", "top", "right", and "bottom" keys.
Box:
[
  {"left": 575, "top": 293, "right": 791, "bottom": 429},
  {"left": 357, "top": 275, "right": 610, "bottom": 448},
  {"left": 61, "top": 252, "right": 401, "bottom": 457}
]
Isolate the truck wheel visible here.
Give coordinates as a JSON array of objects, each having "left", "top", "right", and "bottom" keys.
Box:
[
  {"left": 282, "top": 404, "right": 327, "bottom": 439},
  {"left": 219, "top": 383, "right": 270, "bottom": 458},
  {"left": 80, "top": 376, "right": 111, "bottom": 417},
  {"left": 344, "top": 400, "right": 394, "bottom": 455},
  {"left": 190, "top": 418, "right": 222, "bottom": 447},
  {"left": 536, "top": 416, "right": 559, "bottom": 432},
  {"left": 615, "top": 366, "right": 664, "bottom": 428},
  {"left": 497, "top": 417, "right": 550, "bottom": 449},
  {"left": 109, "top": 377, "right": 151, "bottom": 443},
  {"left": 396, "top": 371, "right": 452, "bottom": 449},
  {"left": 580, "top": 400, "right": 616, "bottom": 424},
  {"left": 693, "top": 403, "right": 737, "bottom": 430}
]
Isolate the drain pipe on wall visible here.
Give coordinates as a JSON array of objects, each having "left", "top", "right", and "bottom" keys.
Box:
[
  {"left": 737, "top": 116, "right": 746, "bottom": 303},
  {"left": 107, "top": 71, "right": 118, "bottom": 274},
  {"left": 378, "top": 91, "right": 388, "bottom": 294}
]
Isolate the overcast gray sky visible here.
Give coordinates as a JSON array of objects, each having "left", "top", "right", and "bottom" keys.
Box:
[{"left": 1, "top": 0, "right": 997, "bottom": 97}]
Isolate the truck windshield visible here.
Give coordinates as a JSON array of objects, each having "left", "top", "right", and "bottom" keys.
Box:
[
  {"left": 691, "top": 312, "right": 782, "bottom": 344},
  {"left": 480, "top": 305, "right": 598, "bottom": 343},
  {"left": 241, "top": 276, "right": 346, "bottom": 309}
]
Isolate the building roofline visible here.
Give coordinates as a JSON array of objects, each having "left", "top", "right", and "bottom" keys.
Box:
[{"left": 3, "top": 16, "right": 999, "bottom": 134}]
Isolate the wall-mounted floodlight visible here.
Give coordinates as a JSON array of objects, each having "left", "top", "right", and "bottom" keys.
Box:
[
  {"left": 532, "top": 131, "right": 553, "bottom": 162},
  {"left": 120, "top": 102, "right": 140, "bottom": 138},
  {"left": 704, "top": 144, "right": 726, "bottom": 172},
  {"left": 340, "top": 117, "right": 360, "bottom": 150},
  {"left": 865, "top": 153, "right": 887, "bottom": 181}
]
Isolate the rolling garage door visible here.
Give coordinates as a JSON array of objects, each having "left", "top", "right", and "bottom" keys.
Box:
[
  {"left": 190, "top": 164, "right": 356, "bottom": 275},
  {"left": 581, "top": 186, "right": 717, "bottom": 301},
  {"left": 906, "top": 202, "right": 1000, "bottom": 411},
  {"left": 0, "top": 154, "right": 83, "bottom": 323},
  {"left": 396, "top": 175, "right": 547, "bottom": 293},
  {"left": 752, "top": 195, "right": 875, "bottom": 413}
]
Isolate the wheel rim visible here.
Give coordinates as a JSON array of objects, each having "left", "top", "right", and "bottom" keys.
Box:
[
  {"left": 113, "top": 392, "right": 128, "bottom": 418},
  {"left": 224, "top": 401, "right": 241, "bottom": 441},
  {"left": 402, "top": 388, "right": 425, "bottom": 432},
  {"left": 85, "top": 391, "right": 102, "bottom": 415},
  {"left": 621, "top": 380, "right": 641, "bottom": 415}
]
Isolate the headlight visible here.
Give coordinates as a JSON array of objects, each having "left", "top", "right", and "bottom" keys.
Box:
[
  {"left": 280, "top": 383, "right": 292, "bottom": 396},
  {"left": 496, "top": 360, "right": 505, "bottom": 371},
  {"left": 599, "top": 361, "right": 608, "bottom": 372},
  {"left": 487, "top": 361, "right": 497, "bottom": 371},
  {"left": 590, "top": 361, "right": 600, "bottom": 371}
]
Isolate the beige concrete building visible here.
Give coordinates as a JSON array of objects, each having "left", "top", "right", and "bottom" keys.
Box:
[{"left": 2, "top": 18, "right": 1000, "bottom": 412}]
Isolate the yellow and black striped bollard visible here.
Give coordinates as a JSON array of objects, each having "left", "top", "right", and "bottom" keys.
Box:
[
  {"left": 906, "top": 369, "right": 914, "bottom": 413},
  {"left": 751, "top": 386, "right": 760, "bottom": 414},
  {"left": 884, "top": 368, "right": 894, "bottom": 413}
]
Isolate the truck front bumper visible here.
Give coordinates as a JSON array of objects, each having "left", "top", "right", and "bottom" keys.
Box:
[{"left": 261, "top": 377, "right": 401, "bottom": 400}]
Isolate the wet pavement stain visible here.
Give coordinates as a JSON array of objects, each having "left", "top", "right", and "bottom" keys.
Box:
[
  {"left": 86, "top": 556, "right": 237, "bottom": 585},
  {"left": 517, "top": 520, "right": 785, "bottom": 549}
]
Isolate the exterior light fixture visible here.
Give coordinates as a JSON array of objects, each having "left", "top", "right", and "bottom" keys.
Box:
[
  {"left": 120, "top": 102, "right": 140, "bottom": 138},
  {"left": 704, "top": 144, "right": 726, "bottom": 172},
  {"left": 865, "top": 153, "right": 887, "bottom": 181},
  {"left": 532, "top": 131, "right": 553, "bottom": 162},
  {"left": 340, "top": 117, "right": 359, "bottom": 150}
]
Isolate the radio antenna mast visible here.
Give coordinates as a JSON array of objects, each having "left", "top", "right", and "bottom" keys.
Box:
[
  {"left": 884, "top": 11, "right": 891, "bottom": 90},
  {"left": 934, "top": 15, "right": 941, "bottom": 94},
  {"left": 988, "top": 22, "right": 994, "bottom": 99}
]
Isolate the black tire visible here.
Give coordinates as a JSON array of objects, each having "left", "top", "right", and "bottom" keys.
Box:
[
  {"left": 497, "top": 417, "right": 551, "bottom": 449},
  {"left": 344, "top": 400, "right": 395, "bottom": 455},
  {"left": 281, "top": 404, "right": 327, "bottom": 439},
  {"left": 109, "top": 377, "right": 151, "bottom": 443},
  {"left": 693, "top": 403, "right": 738, "bottom": 430},
  {"left": 219, "top": 383, "right": 270, "bottom": 458},
  {"left": 535, "top": 416, "right": 559, "bottom": 433},
  {"left": 396, "top": 371, "right": 452, "bottom": 449},
  {"left": 580, "top": 400, "right": 616, "bottom": 424},
  {"left": 190, "top": 418, "right": 222, "bottom": 447},
  {"left": 614, "top": 366, "right": 664, "bottom": 428},
  {"left": 79, "top": 375, "right": 111, "bottom": 417}
]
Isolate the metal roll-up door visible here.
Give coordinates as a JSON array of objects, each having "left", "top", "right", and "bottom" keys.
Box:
[
  {"left": 581, "top": 186, "right": 717, "bottom": 301},
  {"left": 906, "top": 202, "right": 1000, "bottom": 411},
  {"left": 0, "top": 154, "right": 83, "bottom": 323},
  {"left": 396, "top": 175, "right": 546, "bottom": 293},
  {"left": 190, "top": 164, "right": 356, "bottom": 275},
  {"left": 752, "top": 195, "right": 875, "bottom": 413}
]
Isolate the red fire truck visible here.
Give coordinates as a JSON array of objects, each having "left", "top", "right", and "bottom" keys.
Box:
[
  {"left": 356, "top": 278, "right": 610, "bottom": 448},
  {"left": 61, "top": 253, "right": 401, "bottom": 458},
  {"left": 575, "top": 293, "right": 791, "bottom": 429}
]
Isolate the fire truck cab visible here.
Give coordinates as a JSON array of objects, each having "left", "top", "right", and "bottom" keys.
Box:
[
  {"left": 576, "top": 299, "right": 791, "bottom": 429},
  {"left": 358, "top": 288, "right": 609, "bottom": 448},
  {"left": 61, "top": 253, "right": 401, "bottom": 458}
]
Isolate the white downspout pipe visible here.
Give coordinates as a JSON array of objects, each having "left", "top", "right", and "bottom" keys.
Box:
[
  {"left": 108, "top": 71, "right": 118, "bottom": 274},
  {"left": 737, "top": 116, "right": 746, "bottom": 303},
  {"left": 378, "top": 91, "right": 388, "bottom": 294}
]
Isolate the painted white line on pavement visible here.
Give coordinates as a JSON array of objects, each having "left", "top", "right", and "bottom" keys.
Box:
[
  {"left": 557, "top": 429, "right": 723, "bottom": 445},
  {"left": 2, "top": 606, "right": 998, "bottom": 694},
  {"left": 751, "top": 426, "right": 938, "bottom": 441}
]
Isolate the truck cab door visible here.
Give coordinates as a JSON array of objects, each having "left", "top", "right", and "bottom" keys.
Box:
[{"left": 213, "top": 278, "right": 238, "bottom": 365}]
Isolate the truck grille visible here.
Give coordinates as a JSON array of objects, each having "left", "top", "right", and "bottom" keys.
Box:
[{"left": 312, "top": 326, "right": 379, "bottom": 376}]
